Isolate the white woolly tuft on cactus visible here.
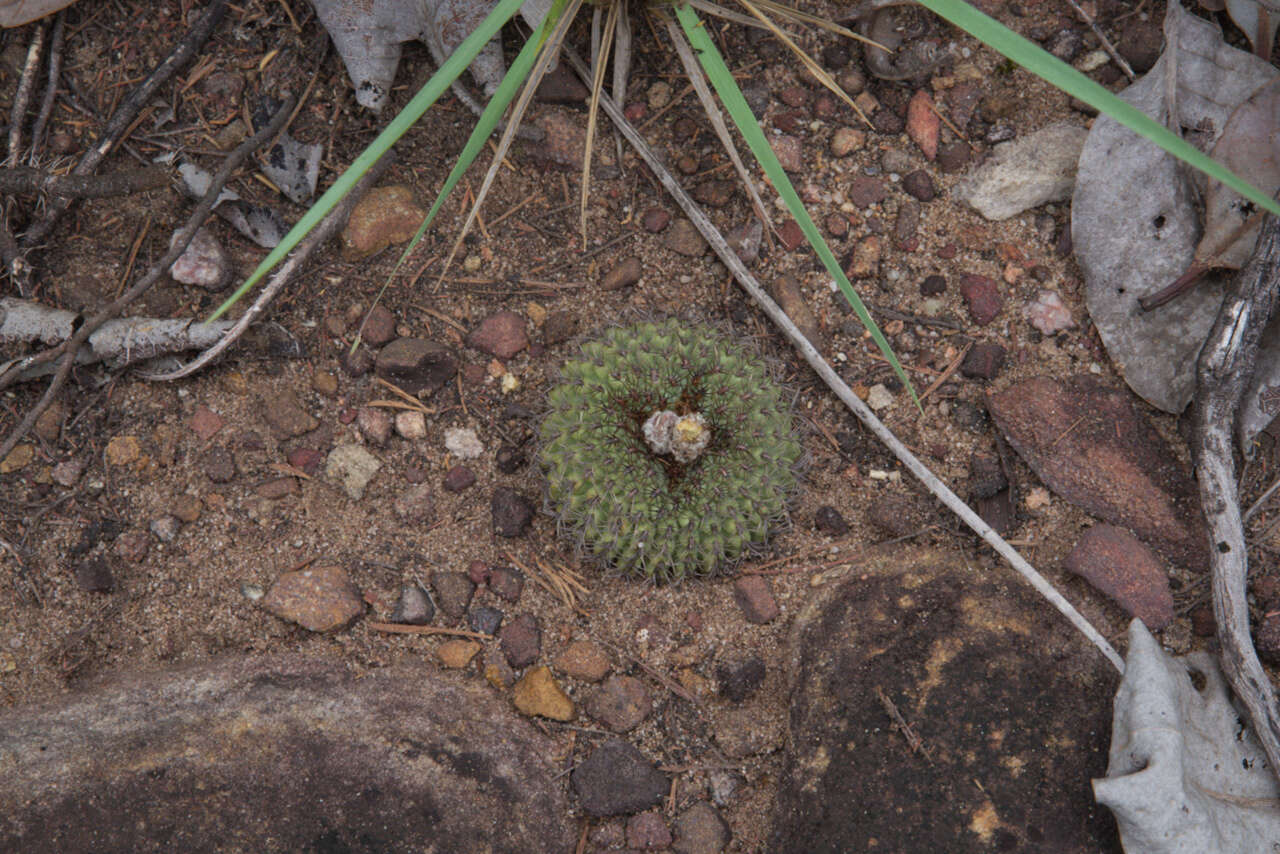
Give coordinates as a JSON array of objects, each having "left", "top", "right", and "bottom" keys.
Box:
[{"left": 642, "top": 410, "right": 710, "bottom": 463}]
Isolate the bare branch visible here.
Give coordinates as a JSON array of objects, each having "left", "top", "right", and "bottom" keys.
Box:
[{"left": 1193, "top": 209, "right": 1280, "bottom": 784}]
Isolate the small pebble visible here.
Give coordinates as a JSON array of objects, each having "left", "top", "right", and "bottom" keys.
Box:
[
  {"left": 431, "top": 571, "right": 476, "bottom": 618},
  {"left": 150, "top": 515, "right": 180, "bottom": 543},
  {"left": 814, "top": 505, "right": 850, "bottom": 536},
  {"left": 390, "top": 584, "right": 434, "bottom": 625},
  {"left": 469, "top": 605, "right": 504, "bottom": 636},
  {"left": 491, "top": 487, "right": 535, "bottom": 537},
  {"left": 866, "top": 384, "right": 894, "bottom": 410},
  {"left": 587, "top": 675, "right": 653, "bottom": 732},
  {"left": 394, "top": 410, "right": 427, "bottom": 440},
  {"left": 554, "top": 639, "right": 612, "bottom": 682},
  {"left": 500, "top": 613, "right": 542, "bottom": 668},
  {"left": 732, "top": 575, "right": 779, "bottom": 624},
  {"left": 513, "top": 665, "right": 575, "bottom": 721},
  {"left": 437, "top": 639, "right": 481, "bottom": 668},
  {"left": 443, "top": 465, "right": 476, "bottom": 492}
]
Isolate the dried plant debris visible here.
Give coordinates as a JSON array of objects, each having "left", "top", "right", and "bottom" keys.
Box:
[
  {"left": 177, "top": 160, "right": 288, "bottom": 249},
  {"left": 1093, "top": 621, "right": 1280, "bottom": 854},
  {"left": 1073, "top": 3, "right": 1278, "bottom": 415},
  {"left": 0, "top": 297, "right": 234, "bottom": 378},
  {"left": 252, "top": 97, "right": 321, "bottom": 205},
  {"left": 311, "top": 0, "right": 552, "bottom": 113},
  {"left": 1223, "top": 0, "right": 1280, "bottom": 60}
]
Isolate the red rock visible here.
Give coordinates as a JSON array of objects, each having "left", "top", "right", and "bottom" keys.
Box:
[
  {"left": 959, "top": 342, "right": 1007, "bottom": 380},
  {"left": 554, "top": 640, "right": 611, "bottom": 682},
  {"left": 641, "top": 208, "right": 670, "bottom": 233},
  {"left": 601, "top": 257, "right": 642, "bottom": 291},
  {"left": 586, "top": 675, "right": 652, "bottom": 732},
  {"left": 987, "top": 375, "right": 1208, "bottom": 572},
  {"left": 286, "top": 447, "right": 322, "bottom": 475},
  {"left": 500, "top": 613, "right": 542, "bottom": 668},
  {"left": 958, "top": 274, "right": 1003, "bottom": 325},
  {"left": 262, "top": 565, "right": 363, "bottom": 632},
  {"left": 779, "top": 219, "right": 805, "bottom": 251},
  {"left": 467, "top": 311, "right": 529, "bottom": 360},
  {"left": 1064, "top": 525, "right": 1175, "bottom": 629},
  {"left": 733, "top": 575, "right": 780, "bottom": 624},
  {"left": 906, "top": 90, "right": 940, "bottom": 160},
  {"left": 359, "top": 304, "right": 397, "bottom": 346},
  {"left": 627, "top": 811, "right": 672, "bottom": 849},
  {"left": 188, "top": 406, "right": 224, "bottom": 441},
  {"left": 847, "top": 176, "right": 888, "bottom": 208}
]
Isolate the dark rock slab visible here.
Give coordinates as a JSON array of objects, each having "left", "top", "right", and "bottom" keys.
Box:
[
  {"left": 1064, "top": 525, "right": 1175, "bottom": 629},
  {"left": 987, "top": 375, "right": 1207, "bottom": 572},
  {"left": 770, "top": 547, "right": 1120, "bottom": 853},
  {"left": 0, "top": 656, "right": 575, "bottom": 853},
  {"left": 571, "top": 739, "right": 669, "bottom": 817}
]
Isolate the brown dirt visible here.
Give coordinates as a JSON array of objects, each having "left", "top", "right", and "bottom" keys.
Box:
[{"left": 1, "top": 0, "right": 1277, "bottom": 851}]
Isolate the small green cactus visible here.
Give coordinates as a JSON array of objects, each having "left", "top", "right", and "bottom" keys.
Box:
[{"left": 539, "top": 319, "right": 802, "bottom": 582}]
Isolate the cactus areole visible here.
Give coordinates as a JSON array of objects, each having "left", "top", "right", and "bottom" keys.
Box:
[{"left": 539, "top": 320, "right": 802, "bottom": 582}]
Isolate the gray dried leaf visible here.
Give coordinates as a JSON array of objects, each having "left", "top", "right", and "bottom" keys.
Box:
[
  {"left": 1073, "top": 3, "right": 1278, "bottom": 413},
  {"left": 177, "top": 161, "right": 286, "bottom": 248},
  {"left": 1093, "top": 621, "right": 1280, "bottom": 854},
  {"left": 311, "top": 0, "right": 551, "bottom": 112}
]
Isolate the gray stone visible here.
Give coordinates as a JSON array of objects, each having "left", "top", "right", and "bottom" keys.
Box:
[
  {"left": 0, "top": 656, "right": 575, "bottom": 852},
  {"left": 325, "top": 443, "right": 382, "bottom": 500},
  {"left": 954, "top": 122, "right": 1088, "bottom": 221},
  {"left": 571, "top": 739, "right": 669, "bottom": 817}
]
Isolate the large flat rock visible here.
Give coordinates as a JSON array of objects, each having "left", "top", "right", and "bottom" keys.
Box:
[
  {"left": 0, "top": 655, "right": 574, "bottom": 853},
  {"left": 770, "top": 547, "right": 1121, "bottom": 852}
]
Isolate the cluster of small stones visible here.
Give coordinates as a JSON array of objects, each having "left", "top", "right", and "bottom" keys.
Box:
[{"left": 539, "top": 320, "right": 801, "bottom": 582}]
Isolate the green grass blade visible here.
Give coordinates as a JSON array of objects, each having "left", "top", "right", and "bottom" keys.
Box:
[
  {"left": 920, "top": 0, "right": 1280, "bottom": 218},
  {"left": 207, "top": 0, "right": 527, "bottom": 322},
  {"left": 358, "top": 0, "right": 570, "bottom": 325},
  {"left": 674, "top": 3, "right": 918, "bottom": 407}
]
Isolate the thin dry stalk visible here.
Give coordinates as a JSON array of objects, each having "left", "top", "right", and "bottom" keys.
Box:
[
  {"left": 662, "top": 14, "right": 774, "bottom": 233},
  {"left": 580, "top": 0, "right": 620, "bottom": 241},
  {"left": 436, "top": 0, "right": 587, "bottom": 286}
]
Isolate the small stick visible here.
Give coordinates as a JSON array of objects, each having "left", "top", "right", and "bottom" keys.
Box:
[
  {"left": 866, "top": 300, "right": 963, "bottom": 331},
  {"left": 366, "top": 622, "right": 492, "bottom": 640},
  {"left": 0, "top": 165, "right": 170, "bottom": 198},
  {"left": 1063, "top": 0, "right": 1136, "bottom": 81},
  {"left": 0, "top": 97, "right": 293, "bottom": 463},
  {"left": 7, "top": 21, "right": 46, "bottom": 167},
  {"left": 876, "top": 686, "right": 932, "bottom": 759},
  {"left": 20, "top": 0, "right": 229, "bottom": 251},
  {"left": 917, "top": 341, "right": 971, "bottom": 404},
  {"left": 29, "top": 11, "right": 65, "bottom": 161}
]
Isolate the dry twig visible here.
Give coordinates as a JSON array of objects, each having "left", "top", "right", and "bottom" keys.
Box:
[
  {"left": 1193, "top": 210, "right": 1280, "bottom": 785},
  {"left": 0, "top": 166, "right": 169, "bottom": 198}
]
